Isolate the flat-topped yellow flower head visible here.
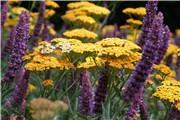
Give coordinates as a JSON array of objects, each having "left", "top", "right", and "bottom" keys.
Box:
[
  {"left": 74, "top": 15, "right": 96, "bottom": 25},
  {"left": 126, "top": 18, "right": 142, "bottom": 26},
  {"left": 67, "top": 2, "right": 95, "bottom": 9},
  {"left": 12, "top": 7, "right": 29, "bottom": 15},
  {"left": 80, "top": 5, "right": 110, "bottom": 17},
  {"left": 63, "top": 28, "right": 97, "bottom": 40},
  {"left": 122, "top": 7, "right": 146, "bottom": 16},
  {"left": 45, "top": 1, "right": 60, "bottom": 8}
]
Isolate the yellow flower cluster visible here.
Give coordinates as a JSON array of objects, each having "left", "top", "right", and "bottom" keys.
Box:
[
  {"left": 45, "top": 1, "right": 60, "bottom": 8},
  {"left": 153, "top": 64, "right": 176, "bottom": 78},
  {"left": 11, "top": 7, "right": 29, "bottom": 15},
  {"left": 80, "top": 5, "right": 110, "bottom": 16},
  {"left": 102, "top": 25, "right": 115, "bottom": 36},
  {"left": 42, "top": 79, "right": 54, "bottom": 87},
  {"left": 153, "top": 79, "right": 180, "bottom": 110},
  {"left": 176, "top": 29, "right": 180, "bottom": 35},
  {"left": 63, "top": 28, "right": 97, "bottom": 40},
  {"left": 95, "top": 38, "right": 141, "bottom": 58},
  {"left": 74, "top": 15, "right": 96, "bottom": 25},
  {"left": 122, "top": 7, "right": 146, "bottom": 16},
  {"left": 45, "top": 9, "right": 55, "bottom": 18},
  {"left": 30, "top": 98, "right": 68, "bottom": 120},
  {"left": 119, "top": 24, "right": 131, "bottom": 30},
  {"left": 165, "top": 44, "right": 178, "bottom": 57},
  {"left": 126, "top": 18, "right": 142, "bottom": 26},
  {"left": 24, "top": 54, "right": 74, "bottom": 71},
  {"left": 67, "top": 2, "right": 95, "bottom": 9}
]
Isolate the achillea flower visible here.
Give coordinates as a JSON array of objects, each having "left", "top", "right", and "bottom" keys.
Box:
[
  {"left": 5, "top": 69, "right": 30, "bottom": 108},
  {"left": 67, "top": 2, "right": 95, "bottom": 9},
  {"left": 74, "top": 15, "right": 96, "bottom": 25},
  {"left": 32, "top": 1, "right": 45, "bottom": 39},
  {"left": 137, "top": 0, "right": 158, "bottom": 48},
  {"left": 93, "top": 65, "right": 109, "bottom": 114},
  {"left": 45, "top": 1, "right": 60, "bottom": 8},
  {"left": 28, "top": 84, "right": 36, "bottom": 93},
  {"left": 42, "top": 79, "right": 54, "bottom": 87},
  {"left": 122, "top": 7, "right": 146, "bottom": 16},
  {"left": 12, "top": 7, "right": 28, "bottom": 15},
  {"left": 45, "top": 9, "right": 55, "bottom": 18},
  {"left": 79, "top": 70, "right": 93, "bottom": 115},
  {"left": 126, "top": 18, "right": 142, "bottom": 26},
  {"left": 2, "top": 27, "right": 16, "bottom": 58},
  {"left": 1, "top": 2, "right": 8, "bottom": 27},
  {"left": 63, "top": 28, "right": 97, "bottom": 40},
  {"left": 3, "top": 11, "right": 30, "bottom": 83},
  {"left": 30, "top": 98, "right": 68, "bottom": 120}
]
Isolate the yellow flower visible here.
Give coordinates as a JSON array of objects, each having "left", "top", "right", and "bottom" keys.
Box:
[
  {"left": 95, "top": 38, "right": 141, "bottom": 58},
  {"left": 67, "top": 2, "right": 95, "bottom": 9},
  {"left": 11, "top": 7, "right": 29, "bottom": 15},
  {"left": 63, "top": 28, "right": 97, "bottom": 40},
  {"left": 175, "top": 29, "right": 180, "bottom": 35},
  {"left": 4, "top": 18, "right": 19, "bottom": 27},
  {"left": 45, "top": 1, "right": 60, "bottom": 8},
  {"left": 126, "top": 18, "right": 142, "bottom": 26},
  {"left": 28, "top": 84, "right": 36, "bottom": 93},
  {"left": 122, "top": 7, "right": 146, "bottom": 16},
  {"left": 165, "top": 44, "right": 178, "bottom": 57},
  {"left": 153, "top": 64, "right": 176, "bottom": 78},
  {"left": 102, "top": 25, "right": 115, "bottom": 36},
  {"left": 77, "top": 57, "right": 104, "bottom": 69},
  {"left": 119, "top": 24, "right": 131, "bottom": 30},
  {"left": 175, "top": 101, "right": 180, "bottom": 110},
  {"left": 153, "top": 79, "right": 180, "bottom": 104},
  {"left": 30, "top": 98, "right": 68, "bottom": 120},
  {"left": 81, "top": 5, "right": 110, "bottom": 16},
  {"left": 74, "top": 15, "right": 96, "bottom": 25},
  {"left": 176, "top": 48, "right": 180, "bottom": 57},
  {"left": 42, "top": 79, "right": 54, "bottom": 87},
  {"left": 45, "top": 9, "right": 55, "bottom": 18}
]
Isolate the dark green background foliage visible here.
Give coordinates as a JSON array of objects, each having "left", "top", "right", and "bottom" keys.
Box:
[{"left": 21, "top": 1, "right": 180, "bottom": 32}]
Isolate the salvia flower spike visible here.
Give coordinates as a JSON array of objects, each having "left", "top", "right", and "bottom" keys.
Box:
[
  {"left": 1, "top": 1, "right": 8, "bottom": 27},
  {"left": 3, "top": 11, "right": 30, "bottom": 83}
]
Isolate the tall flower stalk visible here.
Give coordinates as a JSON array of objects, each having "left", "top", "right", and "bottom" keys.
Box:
[
  {"left": 2, "top": 27, "right": 16, "bottom": 58},
  {"left": 136, "top": 0, "right": 158, "bottom": 48},
  {"left": 79, "top": 69, "right": 93, "bottom": 115},
  {"left": 93, "top": 64, "right": 109, "bottom": 114},
  {"left": 5, "top": 68, "right": 30, "bottom": 108},
  {"left": 3, "top": 11, "right": 30, "bottom": 83},
  {"left": 1, "top": 1, "right": 8, "bottom": 27},
  {"left": 32, "top": 1, "right": 45, "bottom": 42}
]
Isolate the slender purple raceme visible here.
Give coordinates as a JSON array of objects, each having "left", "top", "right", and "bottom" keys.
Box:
[
  {"left": 79, "top": 69, "right": 93, "bottom": 115},
  {"left": 3, "top": 11, "right": 30, "bottom": 83},
  {"left": 1, "top": 2, "right": 8, "bottom": 27}
]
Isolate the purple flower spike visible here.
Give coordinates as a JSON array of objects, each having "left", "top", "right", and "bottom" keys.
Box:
[
  {"left": 122, "top": 11, "right": 164, "bottom": 102},
  {"left": 137, "top": 0, "right": 158, "bottom": 48},
  {"left": 154, "top": 25, "right": 170, "bottom": 64},
  {"left": 5, "top": 69, "right": 30, "bottom": 108},
  {"left": 79, "top": 69, "right": 93, "bottom": 116},
  {"left": 3, "top": 11, "right": 29, "bottom": 83},
  {"left": 93, "top": 65, "right": 109, "bottom": 114},
  {"left": 139, "top": 98, "right": 148, "bottom": 120},
  {"left": 1, "top": 2, "right": 8, "bottom": 27},
  {"left": 2, "top": 27, "right": 16, "bottom": 58},
  {"left": 32, "top": 1, "right": 45, "bottom": 39}
]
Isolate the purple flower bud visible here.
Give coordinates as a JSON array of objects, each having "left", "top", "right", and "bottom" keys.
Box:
[
  {"left": 3, "top": 11, "right": 29, "bottom": 83},
  {"left": 1, "top": 2, "right": 8, "bottom": 27},
  {"left": 2, "top": 27, "right": 16, "bottom": 58},
  {"left": 32, "top": 1, "right": 45, "bottom": 39},
  {"left": 93, "top": 65, "right": 109, "bottom": 114},
  {"left": 5, "top": 69, "right": 30, "bottom": 108},
  {"left": 79, "top": 70, "right": 93, "bottom": 115},
  {"left": 137, "top": 0, "right": 158, "bottom": 48}
]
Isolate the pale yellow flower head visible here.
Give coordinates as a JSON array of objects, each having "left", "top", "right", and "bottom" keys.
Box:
[
  {"left": 122, "top": 7, "right": 146, "bottom": 16},
  {"left": 67, "top": 2, "right": 95, "bottom": 9},
  {"left": 45, "top": 1, "right": 60, "bottom": 8},
  {"left": 126, "top": 18, "right": 142, "bottom": 26},
  {"left": 74, "top": 15, "right": 96, "bottom": 25},
  {"left": 63, "top": 28, "right": 97, "bottom": 40}
]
